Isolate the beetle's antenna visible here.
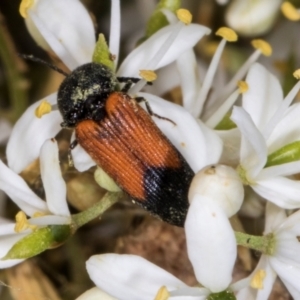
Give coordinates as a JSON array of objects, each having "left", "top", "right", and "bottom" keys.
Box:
[{"left": 19, "top": 54, "right": 69, "bottom": 76}]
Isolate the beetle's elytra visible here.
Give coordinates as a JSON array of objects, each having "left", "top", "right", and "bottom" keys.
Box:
[{"left": 57, "top": 62, "right": 194, "bottom": 227}]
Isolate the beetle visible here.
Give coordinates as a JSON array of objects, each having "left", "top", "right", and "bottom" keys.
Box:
[{"left": 57, "top": 62, "right": 194, "bottom": 227}]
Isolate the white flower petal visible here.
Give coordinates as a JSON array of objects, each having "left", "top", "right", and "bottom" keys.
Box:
[
  {"left": 6, "top": 93, "right": 62, "bottom": 173},
  {"left": 235, "top": 256, "right": 275, "bottom": 300},
  {"left": 176, "top": 50, "right": 200, "bottom": 114},
  {"left": 254, "top": 257, "right": 277, "bottom": 300},
  {"left": 0, "top": 119, "right": 12, "bottom": 145},
  {"left": 0, "top": 224, "right": 26, "bottom": 268},
  {"left": 0, "top": 223, "right": 17, "bottom": 235},
  {"left": 196, "top": 120, "right": 223, "bottom": 168},
  {"left": 264, "top": 202, "right": 286, "bottom": 233},
  {"left": 138, "top": 93, "right": 222, "bottom": 172},
  {"left": 72, "top": 140, "right": 96, "bottom": 172},
  {"left": 258, "top": 161, "right": 300, "bottom": 180},
  {"left": 264, "top": 81, "right": 300, "bottom": 141},
  {"left": 243, "top": 63, "right": 283, "bottom": 131},
  {"left": 0, "top": 161, "right": 48, "bottom": 216},
  {"left": 267, "top": 103, "right": 300, "bottom": 153},
  {"left": 231, "top": 106, "right": 267, "bottom": 178},
  {"left": 216, "top": 128, "right": 241, "bottom": 166},
  {"left": 270, "top": 258, "right": 300, "bottom": 295},
  {"left": 280, "top": 278, "right": 300, "bottom": 299},
  {"left": 185, "top": 195, "right": 236, "bottom": 292},
  {"left": 274, "top": 237, "right": 300, "bottom": 267},
  {"left": 76, "top": 287, "right": 117, "bottom": 300},
  {"left": 254, "top": 177, "right": 300, "bottom": 209},
  {"left": 27, "top": 0, "right": 95, "bottom": 70},
  {"left": 40, "top": 139, "right": 70, "bottom": 216},
  {"left": 170, "top": 287, "right": 209, "bottom": 298},
  {"left": 143, "top": 62, "right": 180, "bottom": 96},
  {"left": 86, "top": 254, "right": 187, "bottom": 300},
  {"left": 117, "top": 24, "right": 211, "bottom": 77},
  {"left": 233, "top": 281, "right": 256, "bottom": 300},
  {"left": 278, "top": 209, "right": 300, "bottom": 234}
]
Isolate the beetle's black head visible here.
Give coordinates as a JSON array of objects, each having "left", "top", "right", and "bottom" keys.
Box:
[{"left": 57, "top": 62, "right": 118, "bottom": 128}]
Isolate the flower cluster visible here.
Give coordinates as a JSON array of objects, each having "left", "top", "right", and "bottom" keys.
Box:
[{"left": 1, "top": 0, "right": 300, "bottom": 300}]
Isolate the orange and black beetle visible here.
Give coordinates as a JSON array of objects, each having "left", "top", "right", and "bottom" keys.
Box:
[{"left": 57, "top": 62, "right": 194, "bottom": 227}]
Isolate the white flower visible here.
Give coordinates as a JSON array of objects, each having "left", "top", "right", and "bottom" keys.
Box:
[
  {"left": 0, "top": 139, "right": 70, "bottom": 268},
  {"left": 76, "top": 165, "right": 244, "bottom": 300},
  {"left": 158, "top": 30, "right": 272, "bottom": 174},
  {"left": 8, "top": 0, "right": 215, "bottom": 175},
  {"left": 186, "top": 165, "right": 243, "bottom": 292},
  {"left": 236, "top": 202, "right": 300, "bottom": 299},
  {"left": 20, "top": 0, "right": 96, "bottom": 70},
  {"left": 231, "top": 62, "right": 300, "bottom": 209}
]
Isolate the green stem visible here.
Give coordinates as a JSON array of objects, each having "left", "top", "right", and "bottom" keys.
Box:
[
  {"left": 71, "top": 192, "right": 122, "bottom": 230},
  {"left": 235, "top": 231, "right": 275, "bottom": 255}
]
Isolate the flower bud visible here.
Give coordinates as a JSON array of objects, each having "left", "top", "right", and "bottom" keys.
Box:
[
  {"left": 225, "top": 0, "right": 281, "bottom": 37},
  {"left": 188, "top": 165, "right": 244, "bottom": 217}
]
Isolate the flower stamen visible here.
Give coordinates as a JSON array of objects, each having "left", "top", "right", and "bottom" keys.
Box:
[
  {"left": 14, "top": 211, "right": 37, "bottom": 233},
  {"left": 293, "top": 69, "right": 300, "bottom": 79},
  {"left": 35, "top": 100, "right": 52, "bottom": 118},
  {"left": 216, "top": 27, "right": 238, "bottom": 42},
  {"left": 206, "top": 88, "right": 239, "bottom": 128},
  {"left": 281, "top": 2, "right": 300, "bottom": 21},
  {"left": 128, "top": 16, "right": 187, "bottom": 96},
  {"left": 194, "top": 27, "right": 238, "bottom": 116},
  {"left": 139, "top": 70, "right": 157, "bottom": 82},
  {"left": 19, "top": 0, "right": 34, "bottom": 18},
  {"left": 211, "top": 39, "right": 272, "bottom": 107},
  {"left": 251, "top": 39, "right": 272, "bottom": 57},
  {"left": 237, "top": 80, "right": 249, "bottom": 93},
  {"left": 154, "top": 286, "right": 170, "bottom": 300},
  {"left": 176, "top": 9, "right": 192, "bottom": 25},
  {"left": 250, "top": 269, "right": 266, "bottom": 289}
]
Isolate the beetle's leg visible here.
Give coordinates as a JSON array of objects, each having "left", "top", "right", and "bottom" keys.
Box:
[
  {"left": 135, "top": 97, "right": 176, "bottom": 126},
  {"left": 68, "top": 139, "right": 78, "bottom": 167}
]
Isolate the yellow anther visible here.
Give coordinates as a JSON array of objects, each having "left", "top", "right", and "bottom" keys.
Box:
[
  {"left": 215, "top": 27, "right": 238, "bottom": 42},
  {"left": 176, "top": 9, "right": 192, "bottom": 25},
  {"left": 281, "top": 2, "right": 300, "bottom": 21},
  {"left": 14, "top": 211, "right": 28, "bottom": 232},
  {"left": 251, "top": 39, "right": 272, "bottom": 56},
  {"left": 237, "top": 81, "right": 249, "bottom": 93},
  {"left": 14, "top": 211, "right": 37, "bottom": 233},
  {"left": 139, "top": 70, "right": 157, "bottom": 82},
  {"left": 33, "top": 211, "right": 47, "bottom": 218},
  {"left": 293, "top": 69, "right": 300, "bottom": 80},
  {"left": 250, "top": 269, "right": 266, "bottom": 289},
  {"left": 35, "top": 100, "right": 52, "bottom": 118},
  {"left": 154, "top": 286, "right": 170, "bottom": 300},
  {"left": 19, "top": 0, "right": 34, "bottom": 18}
]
